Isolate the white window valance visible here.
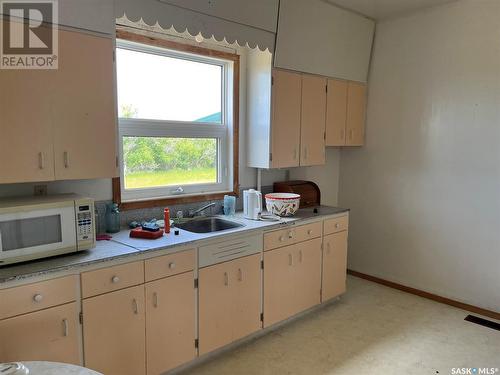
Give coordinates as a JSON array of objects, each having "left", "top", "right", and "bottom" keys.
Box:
[{"left": 114, "top": 0, "right": 277, "bottom": 51}]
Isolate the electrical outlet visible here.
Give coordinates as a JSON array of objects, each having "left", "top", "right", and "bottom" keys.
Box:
[{"left": 34, "top": 185, "right": 48, "bottom": 196}]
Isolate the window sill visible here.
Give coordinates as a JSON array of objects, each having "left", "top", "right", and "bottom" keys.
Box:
[{"left": 113, "top": 183, "right": 238, "bottom": 211}]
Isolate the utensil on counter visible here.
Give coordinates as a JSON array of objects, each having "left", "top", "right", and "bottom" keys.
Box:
[{"left": 265, "top": 193, "right": 301, "bottom": 217}]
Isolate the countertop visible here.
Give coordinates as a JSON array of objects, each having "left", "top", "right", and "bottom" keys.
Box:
[{"left": 0, "top": 206, "right": 348, "bottom": 285}]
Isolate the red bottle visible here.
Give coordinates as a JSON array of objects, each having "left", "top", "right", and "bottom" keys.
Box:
[{"left": 164, "top": 208, "right": 171, "bottom": 234}]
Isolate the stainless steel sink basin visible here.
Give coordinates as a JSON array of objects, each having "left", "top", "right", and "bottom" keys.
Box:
[{"left": 175, "top": 217, "right": 244, "bottom": 233}]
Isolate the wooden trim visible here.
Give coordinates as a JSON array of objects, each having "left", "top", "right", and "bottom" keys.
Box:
[
  {"left": 347, "top": 269, "right": 500, "bottom": 321},
  {"left": 116, "top": 30, "right": 240, "bottom": 63},
  {"left": 113, "top": 30, "right": 240, "bottom": 211}
]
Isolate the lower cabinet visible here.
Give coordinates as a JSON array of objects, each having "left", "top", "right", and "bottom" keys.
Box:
[
  {"left": 0, "top": 302, "right": 80, "bottom": 364},
  {"left": 145, "top": 272, "right": 196, "bottom": 375},
  {"left": 322, "top": 231, "right": 348, "bottom": 301},
  {"left": 198, "top": 254, "right": 261, "bottom": 355},
  {"left": 82, "top": 285, "right": 146, "bottom": 375},
  {"left": 264, "top": 238, "right": 322, "bottom": 327}
]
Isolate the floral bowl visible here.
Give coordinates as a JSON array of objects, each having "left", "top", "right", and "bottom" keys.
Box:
[{"left": 265, "top": 193, "right": 301, "bottom": 217}]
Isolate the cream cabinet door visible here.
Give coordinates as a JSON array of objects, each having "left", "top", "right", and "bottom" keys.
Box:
[
  {"left": 145, "top": 272, "right": 195, "bottom": 375},
  {"left": 300, "top": 74, "right": 326, "bottom": 166},
  {"left": 322, "top": 231, "right": 348, "bottom": 301},
  {"left": 0, "top": 302, "right": 80, "bottom": 364},
  {"left": 346, "top": 82, "right": 367, "bottom": 146},
  {"left": 271, "top": 69, "right": 302, "bottom": 168},
  {"left": 326, "top": 79, "right": 348, "bottom": 146},
  {"left": 0, "top": 20, "right": 56, "bottom": 184},
  {"left": 198, "top": 261, "right": 235, "bottom": 355},
  {"left": 83, "top": 285, "right": 146, "bottom": 375},
  {"left": 263, "top": 244, "right": 296, "bottom": 327},
  {"left": 53, "top": 28, "right": 117, "bottom": 180},
  {"left": 230, "top": 254, "right": 261, "bottom": 342},
  {"left": 199, "top": 254, "right": 261, "bottom": 355},
  {"left": 293, "top": 238, "right": 322, "bottom": 314}
]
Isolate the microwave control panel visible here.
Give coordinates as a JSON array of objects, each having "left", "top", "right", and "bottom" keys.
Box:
[{"left": 77, "top": 204, "right": 94, "bottom": 241}]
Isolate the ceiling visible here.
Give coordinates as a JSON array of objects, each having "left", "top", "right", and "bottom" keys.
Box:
[{"left": 326, "top": 0, "right": 458, "bottom": 20}]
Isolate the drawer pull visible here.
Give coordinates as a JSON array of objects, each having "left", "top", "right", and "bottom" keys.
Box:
[
  {"left": 33, "top": 294, "right": 43, "bottom": 303},
  {"left": 153, "top": 292, "right": 158, "bottom": 308},
  {"left": 307, "top": 229, "right": 313, "bottom": 235},
  {"left": 335, "top": 223, "right": 340, "bottom": 229},
  {"left": 288, "top": 231, "right": 294, "bottom": 239},
  {"left": 224, "top": 272, "right": 229, "bottom": 286},
  {"left": 111, "top": 276, "right": 120, "bottom": 284},
  {"left": 168, "top": 262, "right": 176, "bottom": 270},
  {"left": 237, "top": 268, "right": 243, "bottom": 282},
  {"left": 279, "top": 235, "right": 285, "bottom": 242},
  {"left": 132, "top": 298, "right": 138, "bottom": 314},
  {"left": 288, "top": 253, "right": 293, "bottom": 266},
  {"left": 62, "top": 318, "right": 68, "bottom": 337}
]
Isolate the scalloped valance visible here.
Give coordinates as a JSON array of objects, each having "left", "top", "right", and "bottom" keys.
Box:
[{"left": 114, "top": 0, "right": 277, "bottom": 51}]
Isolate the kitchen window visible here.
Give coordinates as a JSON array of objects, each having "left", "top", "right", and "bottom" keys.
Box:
[{"left": 114, "top": 31, "right": 239, "bottom": 206}]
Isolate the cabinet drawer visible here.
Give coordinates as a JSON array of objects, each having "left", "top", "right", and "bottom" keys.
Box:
[
  {"left": 0, "top": 275, "right": 78, "bottom": 320},
  {"left": 324, "top": 215, "right": 349, "bottom": 235},
  {"left": 81, "top": 261, "right": 144, "bottom": 298},
  {"left": 199, "top": 234, "right": 262, "bottom": 268},
  {"left": 294, "top": 221, "right": 322, "bottom": 243},
  {"left": 264, "top": 228, "right": 296, "bottom": 251},
  {"left": 145, "top": 249, "right": 195, "bottom": 282}
]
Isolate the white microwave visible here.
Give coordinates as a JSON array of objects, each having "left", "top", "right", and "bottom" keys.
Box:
[{"left": 0, "top": 194, "right": 95, "bottom": 266}]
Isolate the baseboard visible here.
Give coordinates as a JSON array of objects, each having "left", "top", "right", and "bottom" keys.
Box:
[{"left": 347, "top": 269, "right": 500, "bottom": 321}]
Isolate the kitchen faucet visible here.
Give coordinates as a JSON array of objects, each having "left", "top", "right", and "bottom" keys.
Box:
[{"left": 189, "top": 202, "right": 216, "bottom": 217}]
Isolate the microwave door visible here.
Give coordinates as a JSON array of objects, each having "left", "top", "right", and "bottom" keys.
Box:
[{"left": 0, "top": 205, "right": 77, "bottom": 262}]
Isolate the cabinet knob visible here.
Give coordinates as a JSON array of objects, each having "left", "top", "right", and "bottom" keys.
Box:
[
  {"left": 168, "top": 262, "right": 176, "bottom": 270},
  {"left": 111, "top": 275, "right": 120, "bottom": 284},
  {"left": 33, "top": 294, "right": 43, "bottom": 303}
]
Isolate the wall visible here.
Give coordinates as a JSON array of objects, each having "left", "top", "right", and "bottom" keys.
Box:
[
  {"left": 339, "top": 0, "right": 500, "bottom": 312},
  {"left": 290, "top": 149, "right": 341, "bottom": 206}
]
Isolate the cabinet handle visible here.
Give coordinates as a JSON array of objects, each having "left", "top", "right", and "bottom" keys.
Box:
[
  {"left": 111, "top": 275, "right": 120, "bottom": 284},
  {"left": 33, "top": 294, "right": 43, "bottom": 303},
  {"left": 132, "top": 298, "right": 138, "bottom": 314},
  {"left": 38, "top": 152, "right": 45, "bottom": 170},
  {"left": 63, "top": 151, "right": 70, "bottom": 168},
  {"left": 288, "top": 230, "right": 294, "bottom": 239},
  {"left": 288, "top": 253, "right": 293, "bottom": 266},
  {"left": 237, "top": 268, "right": 243, "bottom": 282},
  {"left": 304, "top": 146, "right": 308, "bottom": 160},
  {"left": 279, "top": 235, "right": 285, "bottom": 242},
  {"left": 298, "top": 250, "right": 303, "bottom": 263},
  {"left": 62, "top": 318, "right": 68, "bottom": 337},
  {"left": 224, "top": 272, "right": 229, "bottom": 286},
  {"left": 349, "top": 130, "right": 353, "bottom": 140},
  {"left": 307, "top": 229, "right": 313, "bottom": 235},
  {"left": 327, "top": 242, "right": 331, "bottom": 254},
  {"left": 153, "top": 292, "right": 158, "bottom": 308},
  {"left": 335, "top": 223, "right": 340, "bottom": 229},
  {"left": 168, "top": 262, "right": 176, "bottom": 270}
]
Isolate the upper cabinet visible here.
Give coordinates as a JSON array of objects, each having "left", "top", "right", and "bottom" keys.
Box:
[
  {"left": 0, "top": 21, "right": 118, "bottom": 184},
  {"left": 274, "top": 0, "right": 375, "bottom": 83},
  {"left": 326, "top": 80, "right": 367, "bottom": 147}
]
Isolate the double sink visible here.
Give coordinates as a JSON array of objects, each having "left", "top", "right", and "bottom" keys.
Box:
[{"left": 175, "top": 216, "right": 244, "bottom": 233}]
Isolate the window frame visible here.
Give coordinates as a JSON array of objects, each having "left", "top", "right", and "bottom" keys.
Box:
[{"left": 112, "top": 30, "right": 240, "bottom": 210}]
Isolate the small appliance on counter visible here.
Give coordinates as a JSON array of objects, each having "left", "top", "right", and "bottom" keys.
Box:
[
  {"left": 243, "top": 189, "right": 262, "bottom": 220},
  {"left": 0, "top": 194, "right": 96, "bottom": 266},
  {"left": 273, "top": 180, "right": 321, "bottom": 208}
]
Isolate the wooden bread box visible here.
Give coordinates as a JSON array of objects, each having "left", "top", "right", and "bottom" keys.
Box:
[{"left": 273, "top": 180, "right": 321, "bottom": 208}]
